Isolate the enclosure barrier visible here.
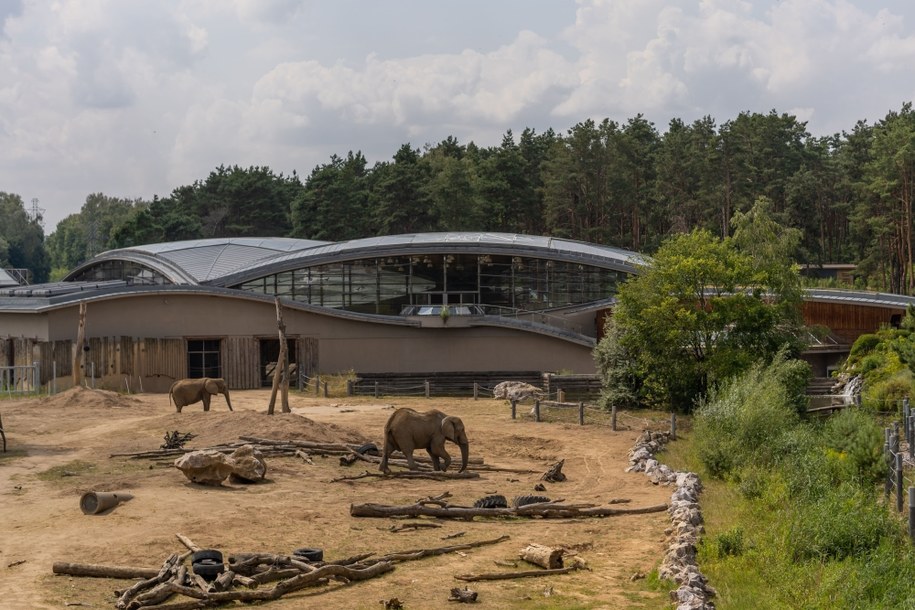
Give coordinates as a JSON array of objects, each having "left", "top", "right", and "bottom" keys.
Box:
[
  {"left": 1, "top": 362, "right": 41, "bottom": 397},
  {"left": 882, "top": 422, "right": 915, "bottom": 542}
]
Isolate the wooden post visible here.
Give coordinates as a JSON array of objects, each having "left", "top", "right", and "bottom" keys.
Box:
[
  {"left": 557, "top": 388, "right": 564, "bottom": 403},
  {"left": 72, "top": 302, "right": 87, "bottom": 387},
  {"left": 511, "top": 399, "right": 516, "bottom": 419},
  {"left": 315, "top": 375, "right": 320, "bottom": 396},
  {"left": 885, "top": 441, "right": 892, "bottom": 498},
  {"left": 897, "top": 453, "right": 904, "bottom": 512},
  {"left": 473, "top": 383, "right": 478, "bottom": 400},
  {"left": 909, "top": 488, "right": 915, "bottom": 544},
  {"left": 268, "top": 298, "right": 290, "bottom": 414},
  {"left": 374, "top": 381, "right": 380, "bottom": 399},
  {"left": 323, "top": 381, "right": 329, "bottom": 398},
  {"left": 578, "top": 402, "right": 584, "bottom": 426},
  {"left": 534, "top": 400, "right": 541, "bottom": 422},
  {"left": 670, "top": 412, "right": 677, "bottom": 440},
  {"left": 347, "top": 379, "right": 353, "bottom": 396},
  {"left": 425, "top": 380, "right": 431, "bottom": 398},
  {"left": 611, "top": 403, "right": 617, "bottom": 431},
  {"left": 909, "top": 416, "right": 915, "bottom": 460}
]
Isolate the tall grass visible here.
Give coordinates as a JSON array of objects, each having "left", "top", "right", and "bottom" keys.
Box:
[{"left": 674, "top": 352, "right": 915, "bottom": 609}]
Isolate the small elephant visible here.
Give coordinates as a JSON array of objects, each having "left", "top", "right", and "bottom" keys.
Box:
[
  {"left": 379, "top": 408, "right": 468, "bottom": 474},
  {"left": 169, "top": 377, "right": 233, "bottom": 413}
]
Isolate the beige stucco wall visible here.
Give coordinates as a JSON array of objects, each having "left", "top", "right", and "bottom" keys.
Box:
[
  {"left": 0, "top": 312, "right": 51, "bottom": 340},
  {"left": 20, "top": 292, "right": 596, "bottom": 375}
]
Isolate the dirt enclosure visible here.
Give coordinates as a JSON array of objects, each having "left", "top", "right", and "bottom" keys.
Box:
[{"left": 0, "top": 388, "right": 674, "bottom": 609}]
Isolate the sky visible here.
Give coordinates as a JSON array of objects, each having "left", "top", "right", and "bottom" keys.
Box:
[{"left": 2, "top": 0, "right": 915, "bottom": 233}]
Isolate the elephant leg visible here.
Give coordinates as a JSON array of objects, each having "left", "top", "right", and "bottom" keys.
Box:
[
  {"left": 402, "top": 449, "right": 418, "bottom": 471},
  {"left": 380, "top": 435, "right": 395, "bottom": 474},
  {"left": 427, "top": 448, "right": 442, "bottom": 471},
  {"left": 202, "top": 394, "right": 211, "bottom": 412}
]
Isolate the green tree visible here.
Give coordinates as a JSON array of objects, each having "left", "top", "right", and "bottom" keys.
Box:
[
  {"left": 369, "top": 144, "right": 434, "bottom": 235},
  {"left": 0, "top": 192, "right": 50, "bottom": 283},
  {"left": 598, "top": 199, "right": 805, "bottom": 409},
  {"left": 46, "top": 193, "right": 138, "bottom": 271},
  {"left": 291, "top": 152, "right": 370, "bottom": 240}
]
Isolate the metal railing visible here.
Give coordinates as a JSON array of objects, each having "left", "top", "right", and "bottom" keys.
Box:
[{"left": 1, "top": 362, "right": 41, "bottom": 396}]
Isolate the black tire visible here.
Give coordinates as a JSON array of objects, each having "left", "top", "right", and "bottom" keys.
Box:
[
  {"left": 512, "top": 495, "right": 551, "bottom": 508},
  {"left": 192, "top": 559, "right": 225, "bottom": 580},
  {"left": 472, "top": 494, "right": 508, "bottom": 509},
  {"left": 191, "top": 549, "right": 223, "bottom": 564},
  {"left": 354, "top": 443, "right": 379, "bottom": 456},
  {"left": 292, "top": 547, "right": 324, "bottom": 562}
]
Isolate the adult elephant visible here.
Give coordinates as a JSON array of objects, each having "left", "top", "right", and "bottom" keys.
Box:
[
  {"left": 169, "top": 378, "right": 233, "bottom": 413},
  {"left": 379, "top": 408, "right": 468, "bottom": 474}
]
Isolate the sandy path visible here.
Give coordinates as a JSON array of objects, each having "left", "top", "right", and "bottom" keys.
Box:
[{"left": 0, "top": 388, "right": 672, "bottom": 609}]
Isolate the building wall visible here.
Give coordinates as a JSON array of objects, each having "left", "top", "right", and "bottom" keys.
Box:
[
  {"left": 11, "top": 292, "right": 596, "bottom": 390},
  {"left": 802, "top": 301, "right": 903, "bottom": 344}
]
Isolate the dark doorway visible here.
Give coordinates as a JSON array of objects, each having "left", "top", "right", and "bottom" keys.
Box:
[
  {"left": 259, "top": 339, "right": 297, "bottom": 387},
  {"left": 187, "top": 339, "right": 221, "bottom": 378}
]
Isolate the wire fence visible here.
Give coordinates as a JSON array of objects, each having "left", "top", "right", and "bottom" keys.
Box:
[
  {"left": 0, "top": 363, "right": 41, "bottom": 397},
  {"left": 883, "top": 404, "right": 915, "bottom": 543}
]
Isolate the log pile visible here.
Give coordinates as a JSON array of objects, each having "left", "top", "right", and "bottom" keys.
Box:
[
  {"left": 53, "top": 533, "right": 512, "bottom": 609},
  {"left": 350, "top": 498, "right": 667, "bottom": 520}
]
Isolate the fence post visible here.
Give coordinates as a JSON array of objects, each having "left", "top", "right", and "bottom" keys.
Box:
[
  {"left": 425, "top": 380, "right": 431, "bottom": 398},
  {"left": 611, "top": 403, "right": 617, "bottom": 432},
  {"left": 91, "top": 362, "right": 96, "bottom": 389},
  {"left": 51, "top": 361, "right": 56, "bottom": 396},
  {"left": 909, "top": 487, "right": 915, "bottom": 544},
  {"left": 34, "top": 361, "right": 40, "bottom": 396},
  {"left": 534, "top": 400, "right": 540, "bottom": 422},
  {"left": 473, "top": 383, "right": 478, "bottom": 400},
  {"left": 511, "top": 399, "right": 517, "bottom": 420},
  {"left": 323, "top": 381, "right": 329, "bottom": 398},
  {"left": 897, "top": 453, "right": 904, "bottom": 512},
  {"left": 578, "top": 402, "right": 584, "bottom": 426},
  {"left": 671, "top": 412, "right": 677, "bottom": 440},
  {"left": 374, "top": 381, "right": 380, "bottom": 399},
  {"left": 909, "top": 415, "right": 915, "bottom": 460},
  {"left": 557, "top": 388, "right": 564, "bottom": 403},
  {"left": 885, "top": 441, "right": 892, "bottom": 498},
  {"left": 346, "top": 379, "right": 353, "bottom": 396},
  {"left": 315, "top": 376, "right": 320, "bottom": 397}
]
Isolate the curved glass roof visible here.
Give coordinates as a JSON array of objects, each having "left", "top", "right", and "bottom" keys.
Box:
[
  {"left": 65, "top": 237, "right": 330, "bottom": 284},
  {"left": 63, "top": 233, "right": 646, "bottom": 287},
  {"left": 210, "top": 232, "right": 648, "bottom": 287}
]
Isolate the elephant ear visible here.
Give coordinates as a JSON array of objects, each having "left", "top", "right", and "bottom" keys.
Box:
[
  {"left": 441, "top": 417, "right": 458, "bottom": 441},
  {"left": 204, "top": 378, "right": 220, "bottom": 394}
]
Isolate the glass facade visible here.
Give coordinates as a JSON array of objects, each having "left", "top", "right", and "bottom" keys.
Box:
[
  {"left": 68, "top": 260, "right": 172, "bottom": 286},
  {"left": 235, "top": 254, "right": 627, "bottom": 315}
]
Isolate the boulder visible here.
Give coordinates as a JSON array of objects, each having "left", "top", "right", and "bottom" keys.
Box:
[
  {"left": 174, "top": 450, "right": 235, "bottom": 486},
  {"left": 229, "top": 444, "right": 268, "bottom": 483}
]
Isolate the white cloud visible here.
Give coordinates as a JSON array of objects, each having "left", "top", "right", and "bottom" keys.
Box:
[{"left": 1, "top": 0, "right": 915, "bottom": 230}]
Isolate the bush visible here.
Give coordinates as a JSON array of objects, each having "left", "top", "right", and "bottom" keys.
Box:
[
  {"left": 821, "top": 408, "right": 885, "bottom": 484},
  {"left": 865, "top": 369, "right": 914, "bottom": 413},
  {"left": 694, "top": 354, "right": 801, "bottom": 479},
  {"left": 848, "top": 333, "right": 881, "bottom": 361},
  {"left": 713, "top": 527, "right": 746, "bottom": 558}
]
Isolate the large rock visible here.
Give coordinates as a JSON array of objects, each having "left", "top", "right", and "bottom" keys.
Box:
[
  {"left": 174, "top": 450, "right": 235, "bottom": 486},
  {"left": 229, "top": 444, "right": 268, "bottom": 483},
  {"left": 493, "top": 381, "right": 544, "bottom": 402}
]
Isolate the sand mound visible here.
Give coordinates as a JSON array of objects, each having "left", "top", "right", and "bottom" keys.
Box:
[
  {"left": 155, "top": 410, "right": 370, "bottom": 448},
  {"left": 39, "top": 386, "right": 143, "bottom": 409}
]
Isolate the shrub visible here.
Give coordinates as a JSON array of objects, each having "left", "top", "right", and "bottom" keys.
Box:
[
  {"left": 714, "top": 527, "right": 746, "bottom": 558},
  {"left": 865, "top": 369, "right": 914, "bottom": 413},
  {"left": 848, "top": 333, "right": 881, "bottom": 361},
  {"left": 694, "top": 353, "right": 802, "bottom": 479},
  {"left": 821, "top": 408, "right": 885, "bottom": 484}
]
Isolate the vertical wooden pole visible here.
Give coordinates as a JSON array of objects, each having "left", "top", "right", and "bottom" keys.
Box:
[
  {"left": 909, "top": 488, "right": 915, "bottom": 544},
  {"left": 473, "top": 382, "right": 479, "bottom": 400},
  {"left": 425, "top": 380, "right": 430, "bottom": 398},
  {"left": 374, "top": 381, "right": 379, "bottom": 398},
  {"left": 897, "top": 453, "right": 904, "bottom": 512},
  {"left": 534, "top": 400, "right": 541, "bottom": 422},
  {"left": 671, "top": 412, "right": 677, "bottom": 440},
  {"left": 578, "top": 402, "right": 584, "bottom": 425},
  {"left": 511, "top": 399, "right": 516, "bottom": 419},
  {"left": 72, "top": 302, "right": 87, "bottom": 387},
  {"left": 268, "top": 298, "right": 289, "bottom": 414},
  {"left": 611, "top": 403, "right": 617, "bottom": 431}
]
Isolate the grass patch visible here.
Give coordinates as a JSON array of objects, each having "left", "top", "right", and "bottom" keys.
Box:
[{"left": 36, "top": 460, "right": 97, "bottom": 481}]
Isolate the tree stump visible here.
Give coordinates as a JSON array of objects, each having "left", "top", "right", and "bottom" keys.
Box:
[
  {"left": 519, "top": 544, "right": 564, "bottom": 569},
  {"left": 449, "top": 587, "right": 479, "bottom": 603},
  {"left": 541, "top": 459, "right": 566, "bottom": 482}
]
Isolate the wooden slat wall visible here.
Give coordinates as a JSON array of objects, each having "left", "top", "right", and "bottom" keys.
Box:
[
  {"left": 223, "top": 336, "right": 259, "bottom": 390},
  {"left": 802, "top": 301, "right": 903, "bottom": 344},
  {"left": 299, "top": 337, "right": 318, "bottom": 379},
  {"left": 141, "top": 338, "right": 186, "bottom": 381}
]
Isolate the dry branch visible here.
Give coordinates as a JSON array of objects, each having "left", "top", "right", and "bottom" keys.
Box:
[
  {"left": 52, "top": 562, "right": 160, "bottom": 579},
  {"left": 350, "top": 501, "right": 667, "bottom": 520},
  {"left": 115, "top": 553, "right": 180, "bottom": 610},
  {"left": 357, "top": 535, "right": 510, "bottom": 567},
  {"left": 331, "top": 470, "right": 480, "bottom": 483},
  {"left": 519, "top": 544, "right": 563, "bottom": 569},
  {"left": 454, "top": 566, "right": 579, "bottom": 581}
]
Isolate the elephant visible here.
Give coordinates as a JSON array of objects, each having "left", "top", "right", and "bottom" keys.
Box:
[
  {"left": 379, "top": 408, "right": 468, "bottom": 474},
  {"left": 169, "top": 377, "right": 233, "bottom": 413}
]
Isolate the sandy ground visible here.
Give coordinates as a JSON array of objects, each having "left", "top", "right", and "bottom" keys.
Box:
[{"left": 0, "top": 387, "right": 674, "bottom": 609}]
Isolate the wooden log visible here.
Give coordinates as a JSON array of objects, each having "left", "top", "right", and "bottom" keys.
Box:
[
  {"left": 175, "top": 534, "right": 201, "bottom": 553},
  {"left": 52, "top": 562, "right": 160, "bottom": 579},
  {"left": 209, "top": 569, "right": 235, "bottom": 592},
  {"left": 358, "top": 536, "right": 510, "bottom": 566},
  {"left": 454, "top": 566, "right": 579, "bottom": 581},
  {"left": 232, "top": 574, "right": 258, "bottom": 589},
  {"left": 331, "top": 470, "right": 480, "bottom": 483},
  {"left": 448, "top": 587, "right": 478, "bottom": 603},
  {"left": 166, "top": 561, "right": 395, "bottom": 603},
  {"left": 249, "top": 568, "right": 301, "bottom": 585},
  {"left": 350, "top": 502, "right": 668, "bottom": 520},
  {"left": 519, "top": 544, "right": 563, "bottom": 569},
  {"left": 126, "top": 580, "right": 174, "bottom": 609},
  {"left": 115, "top": 553, "right": 180, "bottom": 610},
  {"left": 136, "top": 601, "right": 216, "bottom": 610}
]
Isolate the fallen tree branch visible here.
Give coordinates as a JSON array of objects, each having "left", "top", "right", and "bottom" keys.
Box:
[
  {"left": 350, "top": 502, "right": 668, "bottom": 520},
  {"left": 356, "top": 535, "right": 510, "bottom": 567},
  {"left": 52, "top": 562, "right": 160, "bottom": 579},
  {"left": 331, "top": 470, "right": 480, "bottom": 483},
  {"left": 388, "top": 522, "right": 443, "bottom": 533},
  {"left": 115, "top": 553, "right": 180, "bottom": 610},
  {"left": 454, "top": 566, "right": 579, "bottom": 581}
]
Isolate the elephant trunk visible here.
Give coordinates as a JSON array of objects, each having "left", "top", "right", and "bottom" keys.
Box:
[
  {"left": 223, "top": 390, "right": 234, "bottom": 412},
  {"left": 458, "top": 441, "right": 469, "bottom": 473}
]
